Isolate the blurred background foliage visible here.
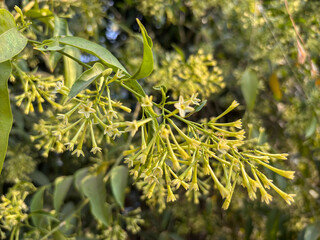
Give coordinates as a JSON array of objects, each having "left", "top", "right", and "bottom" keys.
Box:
[{"left": 1, "top": 0, "right": 320, "bottom": 239}]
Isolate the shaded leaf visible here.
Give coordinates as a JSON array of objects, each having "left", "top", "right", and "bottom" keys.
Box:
[
  {"left": 68, "top": 62, "right": 105, "bottom": 99},
  {"left": 304, "top": 223, "right": 320, "bottom": 240},
  {"left": 74, "top": 168, "right": 88, "bottom": 195},
  {"left": 53, "top": 176, "right": 73, "bottom": 212},
  {"left": 30, "top": 187, "right": 46, "bottom": 227},
  {"left": 110, "top": 166, "right": 128, "bottom": 208},
  {"left": 194, "top": 100, "right": 207, "bottom": 112},
  {"left": 0, "top": 61, "right": 12, "bottom": 174},
  {"left": 241, "top": 69, "right": 259, "bottom": 111},
  {"left": 81, "top": 174, "right": 111, "bottom": 226},
  {"left": 29, "top": 170, "right": 51, "bottom": 185},
  {"left": 305, "top": 116, "right": 317, "bottom": 138}
]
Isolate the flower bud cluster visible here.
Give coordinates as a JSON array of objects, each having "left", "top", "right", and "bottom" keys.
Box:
[
  {"left": 0, "top": 183, "right": 35, "bottom": 231},
  {"left": 124, "top": 98, "right": 295, "bottom": 209},
  {"left": 149, "top": 48, "right": 225, "bottom": 98}
]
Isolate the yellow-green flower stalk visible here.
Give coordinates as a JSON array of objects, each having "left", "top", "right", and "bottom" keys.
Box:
[
  {"left": 240, "top": 162, "right": 257, "bottom": 200},
  {"left": 255, "top": 159, "right": 295, "bottom": 179}
]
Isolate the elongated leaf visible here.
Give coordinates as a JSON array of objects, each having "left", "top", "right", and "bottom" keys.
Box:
[
  {"left": 0, "top": 27, "right": 28, "bottom": 63},
  {"left": 63, "top": 46, "right": 82, "bottom": 88},
  {"left": 68, "top": 62, "right": 105, "bottom": 99},
  {"left": 30, "top": 187, "right": 46, "bottom": 227},
  {"left": 241, "top": 69, "right": 259, "bottom": 111},
  {"left": 53, "top": 16, "right": 82, "bottom": 87},
  {"left": 81, "top": 174, "right": 111, "bottom": 226},
  {"left": 0, "top": 61, "right": 12, "bottom": 174},
  {"left": 110, "top": 166, "right": 128, "bottom": 208},
  {"left": 305, "top": 116, "right": 317, "bottom": 138},
  {"left": 54, "top": 15, "right": 68, "bottom": 37},
  {"left": 128, "top": 19, "right": 153, "bottom": 80},
  {"left": 0, "top": 9, "right": 16, "bottom": 34},
  {"left": 53, "top": 176, "right": 73, "bottom": 212},
  {"left": 58, "top": 36, "right": 147, "bottom": 98},
  {"left": 59, "top": 36, "right": 129, "bottom": 75}
]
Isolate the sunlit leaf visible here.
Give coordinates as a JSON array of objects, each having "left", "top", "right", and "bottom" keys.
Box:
[
  {"left": 0, "top": 61, "right": 12, "bottom": 174},
  {"left": 0, "top": 9, "right": 16, "bottom": 34},
  {"left": 110, "top": 166, "right": 128, "bottom": 208},
  {"left": 128, "top": 19, "right": 154, "bottom": 80},
  {"left": 68, "top": 62, "right": 105, "bottom": 99},
  {"left": 0, "top": 27, "right": 28, "bottom": 63},
  {"left": 0, "top": 10, "right": 27, "bottom": 63},
  {"left": 59, "top": 36, "right": 129, "bottom": 75}
]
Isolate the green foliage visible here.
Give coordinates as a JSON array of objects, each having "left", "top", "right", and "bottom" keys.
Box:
[
  {"left": 0, "top": 61, "right": 12, "bottom": 174},
  {"left": 110, "top": 166, "right": 129, "bottom": 209},
  {"left": 1, "top": 0, "right": 319, "bottom": 239}
]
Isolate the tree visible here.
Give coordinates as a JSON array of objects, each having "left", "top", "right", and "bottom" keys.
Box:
[{"left": 1, "top": 0, "right": 318, "bottom": 239}]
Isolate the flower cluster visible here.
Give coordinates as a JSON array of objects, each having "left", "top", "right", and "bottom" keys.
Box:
[
  {"left": 14, "top": 67, "right": 64, "bottom": 114},
  {"left": 123, "top": 97, "right": 295, "bottom": 209},
  {"left": 32, "top": 70, "right": 138, "bottom": 157},
  {"left": 0, "top": 183, "right": 35, "bottom": 232},
  {"left": 149, "top": 49, "right": 225, "bottom": 98}
]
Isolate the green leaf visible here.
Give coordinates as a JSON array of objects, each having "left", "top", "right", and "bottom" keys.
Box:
[
  {"left": 194, "top": 100, "right": 207, "bottom": 112},
  {"left": 110, "top": 166, "right": 128, "bottom": 208},
  {"left": 68, "top": 62, "right": 105, "bottom": 99},
  {"left": 54, "top": 15, "right": 68, "bottom": 37},
  {"left": 74, "top": 168, "right": 89, "bottom": 195},
  {"left": 305, "top": 116, "right": 317, "bottom": 138},
  {"left": 0, "top": 28, "right": 28, "bottom": 63},
  {"left": 58, "top": 35, "right": 147, "bottom": 99},
  {"left": 128, "top": 19, "right": 154, "bottom": 80},
  {"left": 304, "top": 223, "right": 320, "bottom": 240},
  {"left": 54, "top": 15, "right": 82, "bottom": 88},
  {"left": 29, "top": 170, "right": 51, "bottom": 186},
  {"left": 0, "top": 61, "right": 12, "bottom": 174},
  {"left": 59, "top": 36, "right": 129, "bottom": 75},
  {"left": 241, "top": 69, "right": 259, "bottom": 111},
  {"left": 63, "top": 46, "right": 82, "bottom": 88},
  {"left": 0, "top": 9, "right": 16, "bottom": 34},
  {"left": 80, "top": 174, "right": 111, "bottom": 226},
  {"left": 53, "top": 176, "right": 73, "bottom": 212},
  {"left": 30, "top": 187, "right": 46, "bottom": 227}
]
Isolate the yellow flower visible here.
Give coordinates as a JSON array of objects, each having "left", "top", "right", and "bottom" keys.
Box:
[
  {"left": 90, "top": 146, "right": 102, "bottom": 154},
  {"left": 166, "top": 185, "right": 176, "bottom": 202},
  {"left": 78, "top": 102, "right": 96, "bottom": 118},
  {"left": 72, "top": 149, "right": 84, "bottom": 157},
  {"left": 141, "top": 95, "right": 153, "bottom": 107},
  {"left": 174, "top": 96, "right": 194, "bottom": 117}
]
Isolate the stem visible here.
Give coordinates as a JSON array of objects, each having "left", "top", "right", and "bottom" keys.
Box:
[{"left": 57, "top": 50, "right": 91, "bottom": 69}]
